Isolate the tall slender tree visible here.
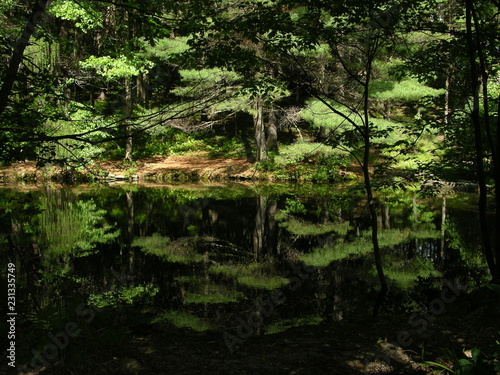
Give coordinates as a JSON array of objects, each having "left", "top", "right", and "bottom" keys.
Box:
[
  {"left": 464, "top": 0, "right": 500, "bottom": 281},
  {"left": 184, "top": 0, "right": 417, "bottom": 314},
  {"left": 404, "top": 0, "right": 500, "bottom": 282}
]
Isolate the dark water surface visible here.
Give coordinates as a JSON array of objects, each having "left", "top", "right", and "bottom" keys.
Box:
[{"left": 0, "top": 182, "right": 488, "bottom": 367}]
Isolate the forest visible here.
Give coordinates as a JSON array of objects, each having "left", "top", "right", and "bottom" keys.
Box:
[{"left": 1, "top": 0, "right": 500, "bottom": 374}]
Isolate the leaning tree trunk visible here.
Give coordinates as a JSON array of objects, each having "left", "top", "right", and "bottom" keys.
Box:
[{"left": 0, "top": 0, "right": 53, "bottom": 115}]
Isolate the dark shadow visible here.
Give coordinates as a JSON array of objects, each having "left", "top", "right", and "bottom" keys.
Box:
[{"left": 242, "top": 136, "right": 255, "bottom": 162}]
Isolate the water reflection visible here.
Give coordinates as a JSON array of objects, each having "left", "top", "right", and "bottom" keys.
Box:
[{"left": 0, "top": 184, "right": 488, "bottom": 365}]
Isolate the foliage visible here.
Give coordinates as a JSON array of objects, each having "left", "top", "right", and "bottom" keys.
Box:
[
  {"left": 177, "top": 276, "right": 244, "bottom": 304},
  {"left": 301, "top": 227, "right": 440, "bottom": 268},
  {"left": 204, "top": 136, "right": 247, "bottom": 158},
  {"left": 49, "top": 0, "right": 103, "bottom": 32},
  {"left": 370, "top": 77, "right": 445, "bottom": 102},
  {"left": 278, "top": 218, "right": 348, "bottom": 236},
  {"left": 274, "top": 141, "right": 344, "bottom": 166},
  {"left": 426, "top": 338, "right": 500, "bottom": 374},
  {"left": 132, "top": 234, "right": 205, "bottom": 264},
  {"left": 38, "top": 196, "right": 119, "bottom": 257},
  {"left": 88, "top": 284, "right": 159, "bottom": 308},
  {"left": 282, "top": 198, "right": 307, "bottom": 215},
  {"left": 42, "top": 104, "right": 111, "bottom": 165},
  {"left": 79, "top": 55, "right": 143, "bottom": 80}
]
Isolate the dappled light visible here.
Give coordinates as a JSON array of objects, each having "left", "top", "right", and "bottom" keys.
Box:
[{"left": 1, "top": 0, "right": 500, "bottom": 374}]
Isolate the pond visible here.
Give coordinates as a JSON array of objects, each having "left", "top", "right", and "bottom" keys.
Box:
[{"left": 0, "top": 182, "right": 489, "bottom": 371}]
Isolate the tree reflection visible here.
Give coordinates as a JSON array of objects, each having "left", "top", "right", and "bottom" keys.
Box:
[
  {"left": 1, "top": 184, "right": 487, "bottom": 366},
  {"left": 38, "top": 188, "right": 119, "bottom": 259}
]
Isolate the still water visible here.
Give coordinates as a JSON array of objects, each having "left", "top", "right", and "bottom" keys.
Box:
[{"left": 0, "top": 182, "right": 487, "bottom": 365}]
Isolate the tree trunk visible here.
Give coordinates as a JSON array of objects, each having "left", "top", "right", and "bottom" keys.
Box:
[
  {"left": 445, "top": 74, "right": 450, "bottom": 126},
  {"left": 254, "top": 97, "right": 267, "bottom": 162},
  {"left": 363, "top": 132, "right": 388, "bottom": 317},
  {"left": 383, "top": 203, "right": 390, "bottom": 229},
  {"left": 465, "top": 0, "right": 496, "bottom": 278},
  {"left": 362, "top": 41, "right": 387, "bottom": 317},
  {"left": 266, "top": 199, "right": 279, "bottom": 255},
  {"left": 495, "top": 92, "right": 500, "bottom": 282},
  {"left": 441, "top": 195, "right": 447, "bottom": 262},
  {"left": 124, "top": 77, "right": 133, "bottom": 161},
  {"left": 316, "top": 126, "right": 328, "bottom": 142},
  {"left": 126, "top": 190, "right": 135, "bottom": 273},
  {"left": 253, "top": 196, "right": 266, "bottom": 261},
  {"left": 0, "top": 0, "right": 52, "bottom": 115},
  {"left": 266, "top": 104, "right": 278, "bottom": 153},
  {"left": 137, "top": 72, "right": 147, "bottom": 106}
]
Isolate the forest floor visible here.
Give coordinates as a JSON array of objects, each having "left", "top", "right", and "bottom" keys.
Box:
[
  {"left": 16, "top": 297, "right": 499, "bottom": 375},
  {"left": 0, "top": 153, "right": 259, "bottom": 183},
  {"left": 103, "top": 152, "right": 257, "bottom": 180}
]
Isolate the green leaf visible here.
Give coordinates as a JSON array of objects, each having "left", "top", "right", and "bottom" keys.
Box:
[
  {"left": 471, "top": 348, "right": 481, "bottom": 362},
  {"left": 423, "top": 360, "right": 453, "bottom": 372}
]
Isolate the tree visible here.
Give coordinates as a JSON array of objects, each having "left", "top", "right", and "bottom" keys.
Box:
[
  {"left": 0, "top": 0, "right": 53, "bottom": 115},
  {"left": 0, "top": 0, "right": 232, "bottom": 165},
  {"left": 182, "top": 1, "right": 291, "bottom": 162},
  {"left": 464, "top": 0, "right": 500, "bottom": 281},
  {"left": 185, "top": 0, "right": 434, "bottom": 314},
  {"left": 403, "top": 0, "right": 500, "bottom": 282}
]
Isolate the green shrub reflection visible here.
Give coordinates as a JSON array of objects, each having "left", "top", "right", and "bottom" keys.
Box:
[{"left": 210, "top": 263, "right": 289, "bottom": 290}]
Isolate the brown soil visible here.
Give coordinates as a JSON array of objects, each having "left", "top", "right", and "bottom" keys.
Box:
[
  {"left": 109, "top": 152, "right": 256, "bottom": 180},
  {"left": 0, "top": 153, "right": 258, "bottom": 183}
]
